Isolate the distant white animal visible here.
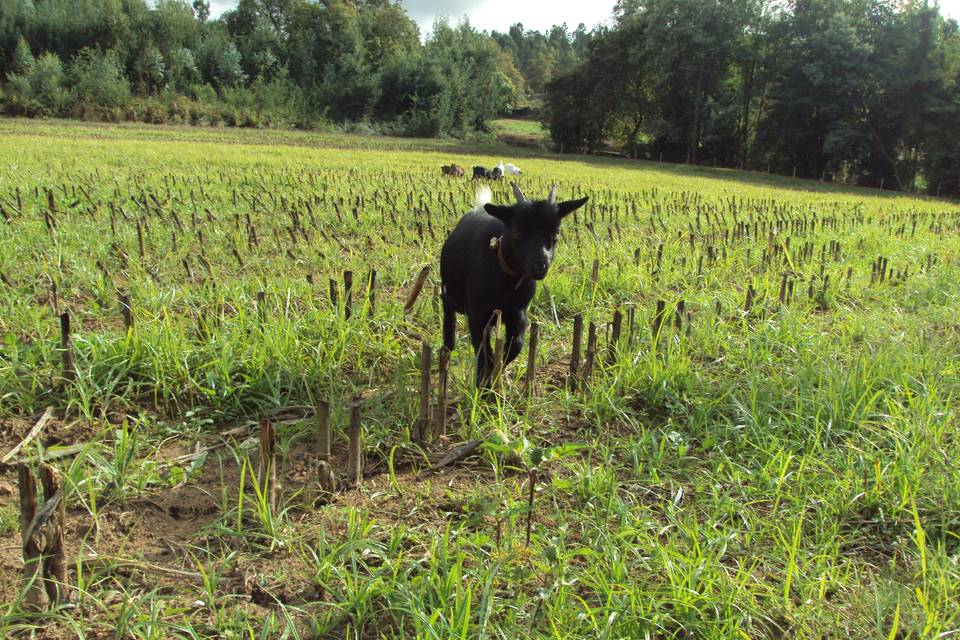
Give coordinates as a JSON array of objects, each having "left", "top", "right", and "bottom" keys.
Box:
[{"left": 504, "top": 163, "right": 522, "bottom": 176}]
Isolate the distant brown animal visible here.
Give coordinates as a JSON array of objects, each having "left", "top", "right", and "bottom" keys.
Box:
[{"left": 441, "top": 164, "right": 465, "bottom": 177}]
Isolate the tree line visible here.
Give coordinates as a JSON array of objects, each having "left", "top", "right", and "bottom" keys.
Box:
[
  {"left": 0, "top": 0, "right": 587, "bottom": 136},
  {"left": 2, "top": 0, "right": 957, "bottom": 195},
  {"left": 543, "top": 0, "right": 960, "bottom": 195}
]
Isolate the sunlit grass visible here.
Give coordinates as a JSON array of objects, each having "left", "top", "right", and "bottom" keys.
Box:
[{"left": 0, "top": 119, "right": 958, "bottom": 638}]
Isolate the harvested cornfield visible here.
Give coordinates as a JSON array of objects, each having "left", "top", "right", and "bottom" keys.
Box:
[{"left": 1, "top": 119, "right": 959, "bottom": 638}]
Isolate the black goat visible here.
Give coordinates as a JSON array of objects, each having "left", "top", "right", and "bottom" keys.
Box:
[
  {"left": 472, "top": 165, "right": 503, "bottom": 180},
  {"left": 440, "top": 183, "right": 588, "bottom": 388}
]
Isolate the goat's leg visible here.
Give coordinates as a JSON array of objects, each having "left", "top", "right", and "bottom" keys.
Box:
[
  {"left": 442, "top": 299, "right": 457, "bottom": 351},
  {"left": 503, "top": 309, "right": 529, "bottom": 367},
  {"left": 468, "top": 313, "right": 494, "bottom": 389}
]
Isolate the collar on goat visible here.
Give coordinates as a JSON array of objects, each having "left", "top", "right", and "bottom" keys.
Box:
[{"left": 489, "top": 236, "right": 528, "bottom": 288}]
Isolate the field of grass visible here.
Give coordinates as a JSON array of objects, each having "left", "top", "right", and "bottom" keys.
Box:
[
  {"left": 1, "top": 117, "right": 959, "bottom": 638},
  {"left": 490, "top": 118, "right": 548, "bottom": 148}
]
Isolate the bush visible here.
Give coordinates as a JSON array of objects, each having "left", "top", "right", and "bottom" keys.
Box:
[
  {"left": 129, "top": 98, "right": 168, "bottom": 125},
  {"left": 188, "top": 102, "right": 206, "bottom": 125},
  {"left": 320, "top": 50, "right": 380, "bottom": 122},
  {"left": 400, "top": 108, "right": 444, "bottom": 137},
  {"left": 220, "top": 105, "right": 237, "bottom": 127},
  {"left": 239, "top": 110, "right": 261, "bottom": 128},
  {"left": 189, "top": 83, "right": 219, "bottom": 105},
  {"left": 103, "top": 106, "right": 122, "bottom": 123},
  {"left": 245, "top": 75, "right": 306, "bottom": 128},
  {"left": 2, "top": 77, "right": 35, "bottom": 116},
  {"left": 4, "top": 52, "right": 69, "bottom": 116},
  {"left": 377, "top": 55, "right": 449, "bottom": 137},
  {"left": 69, "top": 49, "right": 130, "bottom": 109},
  {"left": 11, "top": 38, "right": 34, "bottom": 75},
  {"left": 144, "top": 101, "right": 167, "bottom": 124},
  {"left": 340, "top": 119, "right": 380, "bottom": 136},
  {"left": 166, "top": 94, "right": 190, "bottom": 123}
]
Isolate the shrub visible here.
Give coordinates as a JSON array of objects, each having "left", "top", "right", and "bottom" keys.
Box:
[
  {"left": 130, "top": 98, "right": 168, "bottom": 124},
  {"left": 190, "top": 83, "right": 219, "bottom": 104},
  {"left": 246, "top": 75, "right": 305, "bottom": 128},
  {"left": 144, "top": 102, "right": 167, "bottom": 124},
  {"left": 216, "top": 42, "right": 246, "bottom": 88},
  {"left": 69, "top": 49, "right": 131, "bottom": 109},
  {"left": 239, "top": 110, "right": 261, "bottom": 128},
  {"left": 2, "top": 77, "right": 35, "bottom": 116},
  {"left": 207, "top": 106, "right": 222, "bottom": 126},
  {"left": 5, "top": 52, "right": 69, "bottom": 116},
  {"left": 166, "top": 94, "right": 191, "bottom": 123},
  {"left": 188, "top": 102, "right": 205, "bottom": 125},
  {"left": 11, "top": 38, "right": 34, "bottom": 75},
  {"left": 169, "top": 48, "right": 200, "bottom": 92}
]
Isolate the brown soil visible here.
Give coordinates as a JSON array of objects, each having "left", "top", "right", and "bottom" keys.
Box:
[{"left": 0, "top": 414, "right": 497, "bottom": 634}]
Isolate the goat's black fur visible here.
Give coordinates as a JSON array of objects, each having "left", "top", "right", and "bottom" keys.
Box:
[
  {"left": 472, "top": 165, "right": 502, "bottom": 180},
  {"left": 440, "top": 184, "right": 588, "bottom": 388}
]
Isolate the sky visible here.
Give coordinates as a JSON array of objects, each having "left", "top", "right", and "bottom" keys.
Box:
[
  {"left": 207, "top": 0, "right": 960, "bottom": 36},
  {"left": 207, "top": 0, "right": 615, "bottom": 35}
]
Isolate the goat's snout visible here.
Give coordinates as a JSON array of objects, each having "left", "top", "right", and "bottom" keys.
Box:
[{"left": 530, "top": 257, "right": 550, "bottom": 279}]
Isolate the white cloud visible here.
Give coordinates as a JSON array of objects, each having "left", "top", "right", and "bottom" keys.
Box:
[
  {"left": 401, "top": 0, "right": 475, "bottom": 22},
  {"left": 207, "top": 0, "right": 960, "bottom": 31},
  {"left": 207, "top": 0, "right": 614, "bottom": 34},
  {"left": 412, "top": 0, "right": 615, "bottom": 35}
]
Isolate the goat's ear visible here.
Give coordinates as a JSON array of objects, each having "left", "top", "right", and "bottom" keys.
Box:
[
  {"left": 558, "top": 196, "right": 589, "bottom": 219},
  {"left": 484, "top": 203, "right": 514, "bottom": 223}
]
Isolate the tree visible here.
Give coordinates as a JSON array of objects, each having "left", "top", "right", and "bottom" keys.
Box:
[
  {"left": 358, "top": 1, "right": 419, "bottom": 73},
  {"left": 169, "top": 47, "right": 200, "bottom": 91},
  {"left": 754, "top": 1, "right": 874, "bottom": 180},
  {"left": 920, "top": 16, "right": 960, "bottom": 196},
  {"left": 136, "top": 45, "right": 166, "bottom": 93},
  {"left": 12, "top": 37, "right": 34, "bottom": 75},
  {"left": 0, "top": 0, "right": 958, "bottom": 186},
  {"left": 217, "top": 41, "right": 246, "bottom": 87},
  {"left": 492, "top": 22, "right": 593, "bottom": 100},
  {"left": 7, "top": 51, "right": 69, "bottom": 115},
  {"left": 69, "top": 48, "right": 131, "bottom": 108},
  {"left": 542, "top": 26, "right": 634, "bottom": 154},
  {"left": 193, "top": 0, "right": 210, "bottom": 23},
  {"left": 618, "top": 0, "right": 749, "bottom": 163},
  {"left": 426, "top": 20, "right": 516, "bottom": 133}
]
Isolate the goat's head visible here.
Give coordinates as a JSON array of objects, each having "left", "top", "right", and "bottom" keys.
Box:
[{"left": 484, "top": 183, "right": 588, "bottom": 280}]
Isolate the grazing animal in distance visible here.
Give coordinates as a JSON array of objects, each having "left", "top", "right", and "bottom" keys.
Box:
[
  {"left": 472, "top": 165, "right": 503, "bottom": 180},
  {"left": 504, "top": 163, "right": 522, "bottom": 176},
  {"left": 440, "top": 182, "right": 588, "bottom": 388},
  {"left": 441, "top": 164, "right": 465, "bottom": 177}
]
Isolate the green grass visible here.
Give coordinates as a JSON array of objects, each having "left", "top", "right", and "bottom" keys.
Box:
[
  {"left": 490, "top": 118, "right": 548, "bottom": 144},
  {"left": 491, "top": 118, "right": 547, "bottom": 135},
  {"left": 0, "top": 118, "right": 959, "bottom": 638}
]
